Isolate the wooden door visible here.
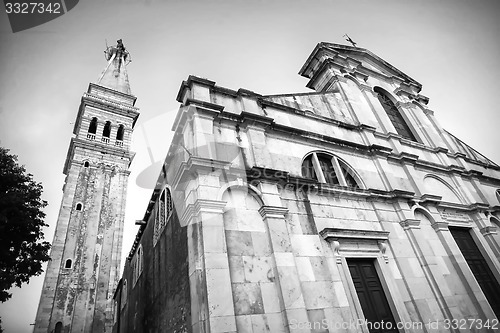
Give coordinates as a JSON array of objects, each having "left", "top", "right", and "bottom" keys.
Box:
[
  {"left": 450, "top": 227, "right": 500, "bottom": 317},
  {"left": 347, "top": 258, "right": 398, "bottom": 332}
]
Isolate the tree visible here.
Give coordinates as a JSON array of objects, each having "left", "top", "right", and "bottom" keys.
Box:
[{"left": 0, "top": 147, "right": 51, "bottom": 302}]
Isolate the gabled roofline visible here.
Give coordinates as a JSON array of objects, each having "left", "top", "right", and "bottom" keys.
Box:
[{"left": 299, "top": 42, "right": 422, "bottom": 91}]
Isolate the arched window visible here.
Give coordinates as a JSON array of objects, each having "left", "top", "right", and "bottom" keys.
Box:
[
  {"left": 64, "top": 259, "right": 72, "bottom": 269},
  {"left": 103, "top": 121, "right": 111, "bottom": 138},
  {"left": 116, "top": 125, "right": 124, "bottom": 141},
  {"left": 137, "top": 247, "right": 142, "bottom": 274},
  {"left": 115, "top": 125, "right": 124, "bottom": 147},
  {"left": 87, "top": 117, "right": 98, "bottom": 140},
  {"left": 101, "top": 121, "right": 111, "bottom": 144},
  {"left": 75, "top": 203, "right": 82, "bottom": 211},
  {"left": 84, "top": 161, "right": 90, "bottom": 168},
  {"left": 133, "top": 245, "right": 143, "bottom": 284},
  {"left": 88, "top": 117, "right": 98, "bottom": 134},
  {"left": 55, "top": 322, "right": 63, "bottom": 333},
  {"left": 153, "top": 187, "right": 173, "bottom": 246},
  {"left": 374, "top": 88, "right": 417, "bottom": 142},
  {"left": 302, "top": 152, "right": 361, "bottom": 189}
]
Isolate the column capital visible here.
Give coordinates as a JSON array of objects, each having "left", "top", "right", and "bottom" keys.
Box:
[
  {"left": 259, "top": 206, "right": 288, "bottom": 219},
  {"left": 431, "top": 221, "right": 449, "bottom": 232},
  {"left": 180, "top": 199, "right": 227, "bottom": 226},
  {"left": 480, "top": 225, "right": 497, "bottom": 237},
  {"left": 399, "top": 219, "right": 420, "bottom": 230}
]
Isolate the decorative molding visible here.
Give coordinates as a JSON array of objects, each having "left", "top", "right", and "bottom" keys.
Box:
[
  {"left": 431, "top": 221, "right": 449, "bottom": 232},
  {"left": 388, "top": 152, "right": 419, "bottom": 164},
  {"left": 369, "top": 144, "right": 392, "bottom": 157},
  {"left": 184, "top": 98, "right": 225, "bottom": 113},
  {"left": 463, "top": 170, "right": 483, "bottom": 178},
  {"left": 447, "top": 164, "right": 466, "bottom": 173},
  {"left": 332, "top": 240, "right": 341, "bottom": 263},
  {"left": 180, "top": 199, "right": 227, "bottom": 227},
  {"left": 433, "top": 147, "right": 449, "bottom": 154},
  {"left": 321, "top": 228, "right": 390, "bottom": 241},
  {"left": 394, "top": 87, "right": 413, "bottom": 99},
  {"left": 480, "top": 225, "right": 497, "bottom": 237},
  {"left": 438, "top": 209, "right": 471, "bottom": 223},
  {"left": 415, "top": 94, "right": 429, "bottom": 105},
  {"left": 359, "top": 124, "right": 377, "bottom": 132},
  {"left": 420, "top": 194, "right": 442, "bottom": 205},
  {"left": 259, "top": 206, "right": 288, "bottom": 219},
  {"left": 171, "top": 156, "right": 232, "bottom": 190},
  {"left": 320, "top": 228, "right": 390, "bottom": 264},
  {"left": 378, "top": 241, "right": 389, "bottom": 263},
  {"left": 195, "top": 199, "right": 227, "bottom": 214},
  {"left": 83, "top": 93, "right": 139, "bottom": 113},
  {"left": 358, "top": 83, "right": 373, "bottom": 92},
  {"left": 399, "top": 219, "right": 421, "bottom": 230},
  {"left": 466, "top": 202, "right": 490, "bottom": 212},
  {"left": 421, "top": 107, "right": 434, "bottom": 116},
  {"left": 395, "top": 101, "right": 414, "bottom": 109}
]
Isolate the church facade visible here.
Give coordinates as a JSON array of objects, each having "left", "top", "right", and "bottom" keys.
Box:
[
  {"left": 114, "top": 43, "right": 500, "bottom": 333},
  {"left": 113, "top": 43, "right": 500, "bottom": 332},
  {"left": 36, "top": 40, "right": 500, "bottom": 332}
]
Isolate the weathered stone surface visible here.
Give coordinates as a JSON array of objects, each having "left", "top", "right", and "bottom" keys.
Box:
[{"left": 35, "top": 53, "right": 138, "bottom": 333}]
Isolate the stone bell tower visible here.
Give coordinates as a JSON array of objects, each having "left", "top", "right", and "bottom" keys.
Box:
[{"left": 34, "top": 40, "right": 139, "bottom": 333}]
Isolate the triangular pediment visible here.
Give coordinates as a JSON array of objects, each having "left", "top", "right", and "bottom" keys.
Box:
[{"left": 300, "top": 43, "right": 421, "bottom": 91}]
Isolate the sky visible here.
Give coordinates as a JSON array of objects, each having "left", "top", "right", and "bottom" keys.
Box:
[{"left": 1, "top": 0, "right": 500, "bottom": 331}]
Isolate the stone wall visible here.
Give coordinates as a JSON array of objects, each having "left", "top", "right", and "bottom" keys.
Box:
[{"left": 117, "top": 203, "right": 191, "bottom": 332}]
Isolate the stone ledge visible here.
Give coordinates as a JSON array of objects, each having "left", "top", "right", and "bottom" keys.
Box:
[{"left": 320, "top": 228, "right": 389, "bottom": 241}]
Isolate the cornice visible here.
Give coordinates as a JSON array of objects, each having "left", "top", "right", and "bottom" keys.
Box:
[
  {"left": 434, "top": 146, "right": 449, "bottom": 154},
  {"left": 180, "top": 199, "right": 228, "bottom": 227},
  {"left": 247, "top": 167, "right": 416, "bottom": 202},
  {"left": 184, "top": 98, "right": 225, "bottom": 113},
  {"left": 63, "top": 137, "right": 134, "bottom": 175},
  {"left": 388, "top": 152, "right": 419, "bottom": 164},
  {"left": 73, "top": 94, "right": 140, "bottom": 136},
  {"left": 127, "top": 226, "right": 145, "bottom": 260},
  {"left": 258, "top": 99, "right": 358, "bottom": 130},
  {"left": 238, "top": 111, "right": 274, "bottom": 128},
  {"left": 419, "top": 194, "right": 443, "bottom": 205},
  {"left": 83, "top": 93, "right": 139, "bottom": 114},
  {"left": 176, "top": 75, "right": 216, "bottom": 103},
  {"left": 320, "top": 228, "right": 390, "bottom": 241},
  {"left": 171, "top": 156, "right": 233, "bottom": 190},
  {"left": 416, "top": 196, "right": 494, "bottom": 213},
  {"left": 88, "top": 83, "right": 137, "bottom": 104}
]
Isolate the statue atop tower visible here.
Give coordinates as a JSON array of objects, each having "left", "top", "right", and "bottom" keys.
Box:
[
  {"left": 105, "top": 39, "right": 130, "bottom": 63},
  {"left": 98, "top": 38, "right": 133, "bottom": 95}
]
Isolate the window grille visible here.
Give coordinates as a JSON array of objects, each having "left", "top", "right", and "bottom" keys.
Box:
[{"left": 302, "top": 153, "right": 361, "bottom": 189}]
